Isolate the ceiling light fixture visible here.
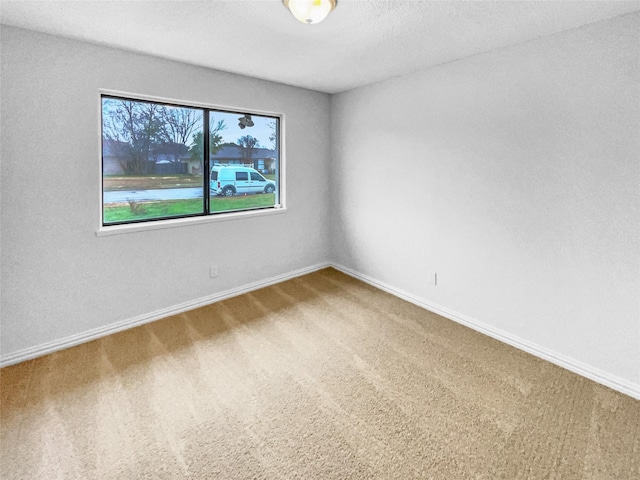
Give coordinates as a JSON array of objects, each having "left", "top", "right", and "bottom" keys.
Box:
[{"left": 283, "top": 0, "right": 337, "bottom": 25}]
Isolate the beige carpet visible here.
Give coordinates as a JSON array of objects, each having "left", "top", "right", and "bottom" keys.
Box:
[{"left": 1, "top": 268, "right": 638, "bottom": 479}]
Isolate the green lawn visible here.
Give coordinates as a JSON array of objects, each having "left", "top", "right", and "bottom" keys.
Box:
[
  {"left": 104, "top": 194, "right": 276, "bottom": 223},
  {"left": 210, "top": 193, "right": 275, "bottom": 212},
  {"left": 103, "top": 199, "right": 203, "bottom": 223}
]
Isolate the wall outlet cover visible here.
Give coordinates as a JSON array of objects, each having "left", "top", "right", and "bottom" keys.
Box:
[{"left": 210, "top": 265, "right": 219, "bottom": 278}]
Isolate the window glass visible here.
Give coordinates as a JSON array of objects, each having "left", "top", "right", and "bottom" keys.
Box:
[
  {"left": 102, "top": 97, "right": 204, "bottom": 224},
  {"left": 208, "top": 110, "right": 279, "bottom": 214},
  {"left": 102, "top": 95, "right": 280, "bottom": 225}
]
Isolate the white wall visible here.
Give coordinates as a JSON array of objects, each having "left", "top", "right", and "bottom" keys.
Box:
[
  {"left": 330, "top": 13, "right": 640, "bottom": 392},
  {"left": 0, "top": 27, "right": 331, "bottom": 358}
]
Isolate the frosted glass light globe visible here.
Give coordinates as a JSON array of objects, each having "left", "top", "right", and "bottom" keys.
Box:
[{"left": 284, "top": 0, "right": 337, "bottom": 25}]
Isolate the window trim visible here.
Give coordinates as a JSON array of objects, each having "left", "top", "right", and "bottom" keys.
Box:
[{"left": 97, "top": 89, "right": 286, "bottom": 236}]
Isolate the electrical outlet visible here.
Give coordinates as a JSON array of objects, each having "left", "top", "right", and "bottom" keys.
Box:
[
  {"left": 209, "top": 265, "right": 219, "bottom": 278},
  {"left": 427, "top": 271, "right": 437, "bottom": 286}
]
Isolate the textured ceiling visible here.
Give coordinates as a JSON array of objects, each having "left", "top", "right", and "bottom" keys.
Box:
[{"left": 1, "top": 0, "right": 639, "bottom": 93}]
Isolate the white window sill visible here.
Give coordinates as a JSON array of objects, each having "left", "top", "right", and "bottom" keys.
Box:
[{"left": 96, "top": 205, "right": 286, "bottom": 237}]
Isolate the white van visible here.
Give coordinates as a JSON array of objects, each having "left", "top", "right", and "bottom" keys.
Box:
[{"left": 210, "top": 166, "right": 276, "bottom": 197}]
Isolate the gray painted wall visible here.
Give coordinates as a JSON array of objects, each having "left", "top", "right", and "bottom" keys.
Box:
[
  {"left": 2, "top": 13, "right": 639, "bottom": 394},
  {"left": 0, "top": 26, "right": 331, "bottom": 356},
  {"left": 330, "top": 12, "right": 639, "bottom": 388}
]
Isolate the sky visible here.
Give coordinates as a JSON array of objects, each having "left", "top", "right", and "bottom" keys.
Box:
[
  {"left": 102, "top": 96, "right": 278, "bottom": 151},
  {"left": 211, "top": 110, "right": 276, "bottom": 150}
]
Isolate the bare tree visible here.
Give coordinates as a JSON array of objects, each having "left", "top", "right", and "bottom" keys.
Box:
[
  {"left": 189, "top": 119, "right": 227, "bottom": 171},
  {"left": 210, "top": 119, "right": 227, "bottom": 156},
  {"left": 237, "top": 135, "right": 260, "bottom": 165},
  {"left": 268, "top": 120, "right": 277, "bottom": 150},
  {"left": 157, "top": 106, "right": 202, "bottom": 163},
  {"left": 103, "top": 99, "right": 163, "bottom": 175}
]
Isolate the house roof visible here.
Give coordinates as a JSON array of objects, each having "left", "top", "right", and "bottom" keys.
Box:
[
  {"left": 102, "top": 140, "right": 128, "bottom": 156},
  {"left": 104, "top": 141, "right": 275, "bottom": 161},
  {"left": 211, "top": 145, "right": 275, "bottom": 160},
  {"left": 103, "top": 140, "right": 191, "bottom": 163}
]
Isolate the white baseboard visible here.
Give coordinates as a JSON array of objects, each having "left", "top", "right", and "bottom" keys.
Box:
[
  {"left": 3, "top": 260, "right": 638, "bottom": 400},
  {"left": 0, "top": 262, "right": 330, "bottom": 368},
  {"left": 330, "top": 263, "right": 640, "bottom": 400}
]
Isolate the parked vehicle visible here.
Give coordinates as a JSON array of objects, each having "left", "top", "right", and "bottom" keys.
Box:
[{"left": 210, "top": 165, "right": 276, "bottom": 197}]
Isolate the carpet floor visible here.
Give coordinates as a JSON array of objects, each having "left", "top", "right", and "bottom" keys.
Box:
[{"left": 1, "top": 268, "right": 638, "bottom": 479}]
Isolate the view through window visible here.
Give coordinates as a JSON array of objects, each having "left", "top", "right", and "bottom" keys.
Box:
[{"left": 102, "top": 95, "right": 280, "bottom": 225}]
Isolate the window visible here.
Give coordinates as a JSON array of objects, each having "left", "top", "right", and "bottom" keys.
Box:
[{"left": 101, "top": 94, "right": 281, "bottom": 226}]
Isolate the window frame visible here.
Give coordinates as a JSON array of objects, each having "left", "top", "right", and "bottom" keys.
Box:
[{"left": 97, "top": 90, "right": 285, "bottom": 236}]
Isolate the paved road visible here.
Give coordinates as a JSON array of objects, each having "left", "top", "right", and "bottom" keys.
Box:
[{"left": 104, "top": 188, "right": 203, "bottom": 203}]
